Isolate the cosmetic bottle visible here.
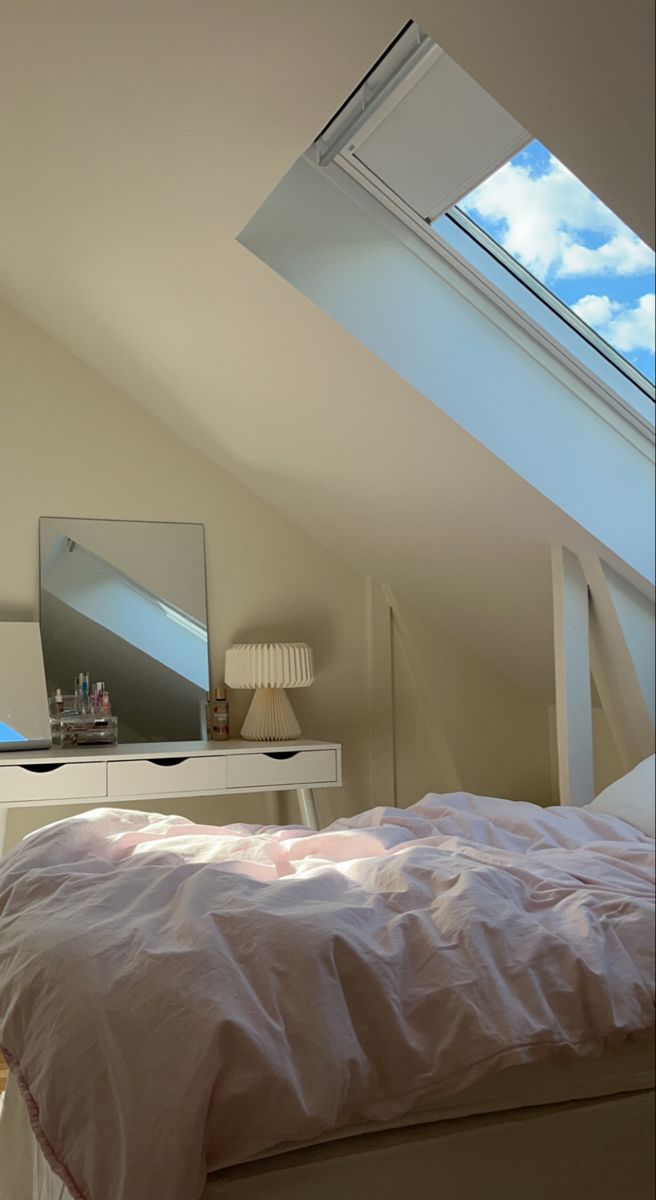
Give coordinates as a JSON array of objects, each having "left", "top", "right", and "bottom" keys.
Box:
[
  {"left": 50, "top": 688, "right": 64, "bottom": 716},
  {"left": 208, "top": 687, "right": 230, "bottom": 741},
  {"left": 74, "top": 672, "right": 90, "bottom": 712}
]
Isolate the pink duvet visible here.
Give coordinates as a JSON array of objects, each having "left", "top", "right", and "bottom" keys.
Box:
[{"left": 0, "top": 793, "right": 654, "bottom": 1200}]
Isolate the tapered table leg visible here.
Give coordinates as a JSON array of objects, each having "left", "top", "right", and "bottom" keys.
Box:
[{"left": 296, "top": 787, "right": 319, "bottom": 830}]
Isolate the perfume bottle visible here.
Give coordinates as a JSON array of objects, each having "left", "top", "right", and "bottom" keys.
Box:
[
  {"left": 74, "top": 672, "right": 90, "bottom": 713},
  {"left": 207, "top": 687, "right": 229, "bottom": 741}
]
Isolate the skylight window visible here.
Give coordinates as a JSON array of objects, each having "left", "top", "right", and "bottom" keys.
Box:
[
  {"left": 318, "top": 21, "right": 655, "bottom": 408},
  {"left": 443, "top": 141, "right": 655, "bottom": 385}
]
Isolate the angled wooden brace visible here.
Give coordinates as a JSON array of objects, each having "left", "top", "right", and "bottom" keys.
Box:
[{"left": 582, "top": 555, "right": 654, "bottom": 772}]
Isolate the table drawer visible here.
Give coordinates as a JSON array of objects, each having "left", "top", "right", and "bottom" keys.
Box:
[
  {"left": 107, "top": 755, "right": 228, "bottom": 797},
  {"left": 0, "top": 761, "right": 107, "bottom": 802},
  {"left": 227, "top": 749, "right": 338, "bottom": 790}
]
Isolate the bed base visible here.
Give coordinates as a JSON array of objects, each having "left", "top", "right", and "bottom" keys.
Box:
[
  {"left": 204, "top": 1089, "right": 655, "bottom": 1200},
  {"left": 2, "top": 1074, "right": 652, "bottom": 1200}
]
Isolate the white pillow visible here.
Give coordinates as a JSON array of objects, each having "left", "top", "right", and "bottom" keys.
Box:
[{"left": 586, "top": 754, "right": 655, "bottom": 837}]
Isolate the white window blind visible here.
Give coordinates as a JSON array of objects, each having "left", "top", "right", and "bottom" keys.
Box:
[
  {"left": 313, "top": 22, "right": 528, "bottom": 223},
  {"left": 349, "top": 45, "right": 528, "bottom": 220}
]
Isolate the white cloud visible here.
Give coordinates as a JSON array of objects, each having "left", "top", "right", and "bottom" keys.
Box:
[
  {"left": 461, "top": 154, "right": 655, "bottom": 283},
  {"left": 608, "top": 294, "right": 655, "bottom": 354},
  {"left": 572, "top": 294, "right": 617, "bottom": 327},
  {"left": 560, "top": 233, "right": 654, "bottom": 277},
  {"left": 571, "top": 292, "right": 655, "bottom": 355}
]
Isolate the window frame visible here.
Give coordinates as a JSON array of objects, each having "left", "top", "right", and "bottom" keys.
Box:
[
  {"left": 445, "top": 203, "right": 655, "bottom": 398},
  {"left": 327, "top": 145, "right": 655, "bottom": 432}
]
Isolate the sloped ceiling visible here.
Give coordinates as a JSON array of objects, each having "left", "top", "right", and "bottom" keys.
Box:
[{"left": 0, "top": 1, "right": 653, "bottom": 702}]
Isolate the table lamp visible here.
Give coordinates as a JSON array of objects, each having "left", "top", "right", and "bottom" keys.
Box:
[{"left": 224, "top": 643, "right": 314, "bottom": 741}]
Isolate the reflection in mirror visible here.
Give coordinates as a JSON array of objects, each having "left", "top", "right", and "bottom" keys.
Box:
[{"left": 39, "top": 517, "right": 210, "bottom": 743}]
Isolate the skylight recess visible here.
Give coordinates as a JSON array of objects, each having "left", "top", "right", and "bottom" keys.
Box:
[
  {"left": 441, "top": 141, "right": 656, "bottom": 386},
  {"left": 319, "top": 22, "right": 655, "bottom": 405}
]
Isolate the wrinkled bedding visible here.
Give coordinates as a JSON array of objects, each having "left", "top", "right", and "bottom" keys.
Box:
[{"left": 0, "top": 793, "right": 654, "bottom": 1200}]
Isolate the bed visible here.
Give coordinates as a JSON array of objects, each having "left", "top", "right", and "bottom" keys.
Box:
[{"left": 0, "top": 768, "right": 654, "bottom": 1200}]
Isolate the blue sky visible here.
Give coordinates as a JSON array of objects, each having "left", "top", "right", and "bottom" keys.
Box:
[{"left": 455, "top": 140, "right": 655, "bottom": 384}]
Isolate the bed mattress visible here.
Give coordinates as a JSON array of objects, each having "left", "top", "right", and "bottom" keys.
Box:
[{"left": 1, "top": 1034, "right": 653, "bottom": 1200}]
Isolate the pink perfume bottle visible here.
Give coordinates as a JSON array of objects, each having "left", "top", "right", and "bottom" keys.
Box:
[{"left": 207, "top": 688, "right": 229, "bottom": 740}]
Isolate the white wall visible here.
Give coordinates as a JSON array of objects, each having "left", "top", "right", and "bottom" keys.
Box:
[
  {"left": 0, "top": 297, "right": 559, "bottom": 850},
  {"left": 0, "top": 297, "right": 372, "bottom": 845},
  {"left": 390, "top": 594, "right": 551, "bottom": 807}
]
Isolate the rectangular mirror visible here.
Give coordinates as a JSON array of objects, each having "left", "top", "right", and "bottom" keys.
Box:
[{"left": 39, "top": 517, "right": 210, "bottom": 744}]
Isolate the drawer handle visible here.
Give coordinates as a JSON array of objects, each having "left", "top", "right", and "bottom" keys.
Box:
[
  {"left": 263, "top": 752, "right": 300, "bottom": 760},
  {"left": 148, "top": 757, "right": 187, "bottom": 767},
  {"left": 21, "top": 764, "right": 66, "bottom": 774}
]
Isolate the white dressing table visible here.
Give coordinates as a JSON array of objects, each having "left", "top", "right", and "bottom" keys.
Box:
[{"left": 0, "top": 739, "right": 342, "bottom": 854}]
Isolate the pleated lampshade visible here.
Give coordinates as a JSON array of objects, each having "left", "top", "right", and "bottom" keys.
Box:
[{"left": 224, "top": 643, "right": 314, "bottom": 741}]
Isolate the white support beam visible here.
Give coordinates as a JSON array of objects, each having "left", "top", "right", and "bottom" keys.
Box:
[
  {"left": 382, "top": 585, "right": 461, "bottom": 793},
  {"left": 551, "top": 546, "right": 595, "bottom": 806},
  {"left": 366, "top": 579, "right": 396, "bottom": 807},
  {"left": 546, "top": 705, "right": 560, "bottom": 806},
  {"left": 582, "top": 555, "right": 655, "bottom": 771}
]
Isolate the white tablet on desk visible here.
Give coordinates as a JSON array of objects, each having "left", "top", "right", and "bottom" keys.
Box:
[{"left": 0, "top": 623, "right": 52, "bottom": 752}]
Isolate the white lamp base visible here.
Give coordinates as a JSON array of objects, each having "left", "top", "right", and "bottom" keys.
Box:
[{"left": 240, "top": 687, "right": 302, "bottom": 741}]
